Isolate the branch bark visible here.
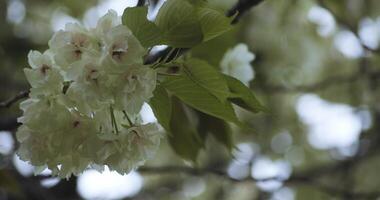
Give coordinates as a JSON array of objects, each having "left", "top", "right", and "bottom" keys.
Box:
[{"left": 0, "top": 90, "right": 29, "bottom": 108}]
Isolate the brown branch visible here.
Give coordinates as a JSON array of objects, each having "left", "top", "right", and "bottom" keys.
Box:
[
  {"left": 227, "top": 0, "right": 266, "bottom": 24},
  {"left": 0, "top": 90, "right": 29, "bottom": 108}
]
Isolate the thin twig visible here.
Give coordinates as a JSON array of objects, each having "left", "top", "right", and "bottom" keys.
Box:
[{"left": 0, "top": 90, "right": 29, "bottom": 108}]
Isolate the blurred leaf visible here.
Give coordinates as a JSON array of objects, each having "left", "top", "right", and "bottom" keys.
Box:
[
  {"left": 168, "top": 97, "right": 202, "bottom": 162},
  {"left": 0, "top": 170, "right": 21, "bottom": 196},
  {"left": 149, "top": 84, "right": 172, "bottom": 132},
  {"left": 162, "top": 73, "right": 240, "bottom": 124},
  {"left": 155, "top": 0, "right": 203, "bottom": 47},
  {"left": 122, "top": 6, "right": 162, "bottom": 47},
  {"left": 197, "top": 111, "right": 233, "bottom": 151},
  {"left": 224, "top": 75, "right": 267, "bottom": 113},
  {"left": 183, "top": 58, "right": 230, "bottom": 101}
]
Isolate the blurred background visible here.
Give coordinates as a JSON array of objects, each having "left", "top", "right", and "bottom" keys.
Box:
[{"left": 1, "top": 0, "right": 380, "bottom": 199}]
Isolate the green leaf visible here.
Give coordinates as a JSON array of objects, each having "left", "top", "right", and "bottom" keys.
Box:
[
  {"left": 183, "top": 58, "right": 230, "bottom": 101},
  {"left": 155, "top": 0, "right": 203, "bottom": 47},
  {"left": 149, "top": 85, "right": 172, "bottom": 132},
  {"left": 122, "top": 6, "right": 162, "bottom": 47},
  {"left": 196, "top": 7, "right": 233, "bottom": 41},
  {"left": 161, "top": 73, "right": 241, "bottom": 124},
  {"left": 224, "top": 75, "right": 267, "bottom": 113},
  {"left": 197, "top": 111, "right": 233, "bottom": 151},
  {"left": 191, "top": 27, "right": 238, "bottom": 66},
  {"left": 168, "top": 97, "right": 202, "bottom": 162}
]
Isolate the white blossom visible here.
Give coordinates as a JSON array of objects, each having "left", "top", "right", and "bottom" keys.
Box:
[
  {"left": 16, "top": 10, "right": 160, "bottom": 178},
  {"left": 220, "top": 43, "right": 255, "bottom": 85},
  {"left": 94, "top": 10, "right": 121, "bottom": 37},
  {"left": 104, "top": 123, "right": 162, "bottom": 174},
  {"left": 25, "top": 50, "right": 63, "bottom": 97},
  {"left": 114, "top": 65, "right": 157, "bottom": 115},
  {"left": 102, "top": 25, "right": 146, "bottom": 66}
]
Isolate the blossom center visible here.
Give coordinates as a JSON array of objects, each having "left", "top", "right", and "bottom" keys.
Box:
[{"left": 40, "top": 64, "right": 50, "bottom": 75}]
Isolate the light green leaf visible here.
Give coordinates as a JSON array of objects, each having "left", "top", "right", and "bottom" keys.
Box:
[
  {"left": 149, "top": 85, "right": 172, "bottom": 132},
  {"left": 162, "top": 74, "right": 240, "bottom": 124},
  {"left": 122, "top": 6, "right": 162, "bottom": 47},
  {"left": 224, "top": 75, "right": 267, "bottom": 113},
  {"left": 196, "top": 7, "right": 233, "bottom": 41},
  {"left": 168, "top": 97, "right": 202, "bottom": 162},
  {"left": 183, "top": 58, "right": 230, "bottom": 101},
  {"left": 155, "top": 0, "right": 203, "bottom": 47}
]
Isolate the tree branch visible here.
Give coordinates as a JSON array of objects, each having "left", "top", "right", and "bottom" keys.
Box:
[
  {"left": 227, "top": 0, "right": 266, "bottom": 24},
  {"left": 138, "top": 164, "right": 380, "bottom": 199},
  {"left": 136, "top": 0, "right": 145, "bottom": 7},
  {"left": 138, "top": 165, "right": 285, "bottom": 183},
  {"left": 0, "top": 90, "right": 29, "bottom": 108},
  {"left": 262, "top": 71, "right": 380, "bottom": 94}
]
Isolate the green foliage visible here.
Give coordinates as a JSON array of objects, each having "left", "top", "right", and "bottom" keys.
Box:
[
  {"left": 120, "top": 0, "right": 262, "bottom": 161},
  {"left": 155, "top": 0, "right": 203, "bottom": 47},
  {"left": 149, "top": 85, "right": 172, "bottom": 132},
  {"left": 122, "top": 6, "right": 162, "bottom": 47},
  {"left": 183, "top": 58, "right": 230, "bottom": 101},
  {"left": 196, "top": 6, "right": 233, "bottom": 41},
  {"left": 126, "top": 0, "right": 234, "bottom": 48},
  {"left": 190, "top": 27, "right": 238, "bottom": 66},
  {"left": 161, "top": 71, "right": 240, "bottom": 125},
  {"left": 156, "top": 58, "right": 265, "bottom": 160},
  {"left": 197, "top": 112, "right": 233, "bottom": 151},
  {"left": 168, "top": 97, "right": 202, "bottom": 162},
  {"left": 224, "top": 75, "right": 267, "bottom": 113}
]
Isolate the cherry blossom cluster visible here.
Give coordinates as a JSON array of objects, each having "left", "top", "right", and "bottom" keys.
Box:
[{"left": 16, "top": 10, "right": 161, "bottom": 178}]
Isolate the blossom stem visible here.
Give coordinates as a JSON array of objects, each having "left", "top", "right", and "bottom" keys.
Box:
[
  {"left": 122, "top": 110, "right": 134, "bottom": 126},
  {"left": 110, "top": 106, "right": 119, "bottom": 134}
]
